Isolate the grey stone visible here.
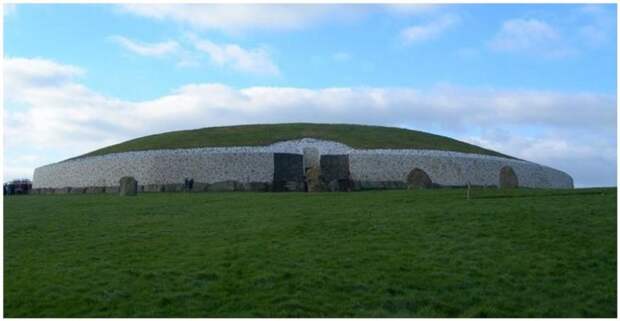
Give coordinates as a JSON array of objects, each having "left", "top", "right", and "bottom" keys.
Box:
[
  {"left": 209, "top": 180, "right": 236, "bottom": 192},
  {"left": 69, "top": 187, "right": 85, "bottom": 194},
  {"left": 163, "top": 183, "right": 183, "bottom": 193},
  {"left": 106, "top": 186, "right": 120, "bottom": 194},
  {"left": 499, "top": 166, "right": 519, "bottom": 188},
  {"left": 407, "top": 168, "right": 433, "bottom": 189},
  {"left": 273, "top": 153, "right": 304, "bottom": 192},
  {"left": 85, "top": 186, "right": 106, "bottom": 193},
  {"left": 119, "top": 176, "right": 138, "bottom": 196},
  {"left": 143, "top": 184, "right": 164, "bottom": 192},
  {"left": 320, "top": 154, "right": 350, "bottom": 184},
  {"left": 55, "top": 187, "right": 71, "bottom": 194},
  {"left": 246, "top": 182, "right": 269, "bottom": 192},
  {"left": 191, "top": 182, "right": 209, "bottom": 192}
]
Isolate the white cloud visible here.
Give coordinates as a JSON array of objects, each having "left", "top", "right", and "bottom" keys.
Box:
[
  {"left": 576, "top": 5, "right": 614, "bottom": 47},
  {"left": 117, "top": 4, "right": 339, "bottom": 33},
  {"left": 4, "top": 4, "right": 16, "bottom": 16},
  {"left": 465, "top": 129, "right": 616, "bottom": 187},
  {"left": 4, "top": 57, "right": 85, "bottom": 100},
  {"left": 189, "top": 35, "right": 279, "bottom": 75},
  {"left": 332, "top": 52, "right": 351, "bottom": 62},
  {"left": 106, "top": 34, "right": 278, "bottom": 74},
  {"left": 110, "top": 35, "right": 179, "bottom": 57},
  {"left": 385, "top": 4, "right": 438, "bottom": 16},
  {"left": 3, "top": 57, "right": 616, "bottom": 187},
  {"left": 489, "top": 18, "right": 574, "bottom": 58},
  {"left": 401, "top": 14, "right": 459, "bottom": 44}
]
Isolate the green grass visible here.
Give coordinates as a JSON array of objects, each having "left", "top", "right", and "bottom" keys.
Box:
[
  {"left": 4, "top": 188, "right": 616, "bottom": 317},
  {"left": 76, "top": 123, "right": 514, "bottom": 159}
]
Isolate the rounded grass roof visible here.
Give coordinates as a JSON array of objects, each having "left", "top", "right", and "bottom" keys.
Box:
[{"left": 77, "top": 123, "right": 514, "bottom": 159}]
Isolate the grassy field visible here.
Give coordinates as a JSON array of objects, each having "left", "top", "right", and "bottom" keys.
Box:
[
  {"left": 4, "top": 188, "right": 616, "bottom": 317},
  {"left": 77, "top": 123, "right": 513, "bottom": 159}
]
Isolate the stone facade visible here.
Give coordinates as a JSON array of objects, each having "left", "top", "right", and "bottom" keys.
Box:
[{"left": 32, "top": 138, "right": 573, "bottom": 191}]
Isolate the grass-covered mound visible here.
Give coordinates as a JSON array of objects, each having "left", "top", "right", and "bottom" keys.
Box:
[
  {"left": 4, "top": 188, "right": 615, "bottom": 317},
  {"left": 78, "top": 123, "right": 513, "bottom": 159}
]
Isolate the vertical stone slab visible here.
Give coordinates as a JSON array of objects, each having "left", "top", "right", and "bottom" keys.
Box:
[
  {"left": 119, "top": 176, "right": 138, "bottom": 196},
  {"left": 499, "top": 166, "right": 519, "bottom": 188},
  {"left": 273, "top": 153, "right": 304, "bottom": 192},
  {"left": 320, "top": 155, "right": 351, "bottom": 192},
  {"left": 303, "top": 147, "right": 320, "bottom": 170}
]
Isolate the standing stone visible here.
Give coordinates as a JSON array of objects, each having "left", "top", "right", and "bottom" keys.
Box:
[
  {"left": 320, "top": 155, "right": 351, "bottom": 192},
  {"left": 273, "top": 153, "right": 304, "bottom": 192},
  {"left": 305, "top": 166, "right": 322, "bottom": 192},
  {"left": 119, "top": 176, "right": 138, "bottom": 196},
  {"left": 303, "top": 147, "right": 320, "bottom": 170},
  {"left": 499, "top": 166, "right": 519, "bottom": 188},
  {"left": 406, "top": 168, "right": 433, "bottom": 189}
]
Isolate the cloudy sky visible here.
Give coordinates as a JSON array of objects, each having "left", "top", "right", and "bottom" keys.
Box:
[{"left": 3, "top": 4, "right": 617, "bottom": 187}]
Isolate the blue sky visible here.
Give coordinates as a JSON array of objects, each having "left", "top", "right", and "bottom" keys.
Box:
[{"left": 3, "top": 4, "right": 617, "bottom": 187}]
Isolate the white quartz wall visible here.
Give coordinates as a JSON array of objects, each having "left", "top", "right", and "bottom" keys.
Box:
[
  {"left": 349, "top": 151, "right": 573, "bottom": 188},
  {"left": 33, "top": 138, "right": 573, "bottom": 189},
  {"left": 34, "top": 150, "right": 274, "bottom": 188}
]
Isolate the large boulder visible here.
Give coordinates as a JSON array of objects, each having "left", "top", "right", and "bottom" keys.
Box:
[
  {"left": 55, "top": 187, "right": 71, "bottom": 194},
  {"left": 163, "top": 183, "right": 183, "bottom": 193},
  {"left": 320, "top": 155, "right": 351, "bottom": 192},
  {"left": 143, "top": 184, "right": 164, "bottom": 193},
  {"left": 69, "top": 187, "right": 85, "bottom": 194},
  {"left": 209, "top": 180, "right": 236, "bottom": 192},
  {"left": 273, "top": 153, "right": 304, "bottom": 192},
  {"left": 246, "top": 182, "right": 270, "bottom": 192},
  {"left": 191, "top": 182, "right": 210, "bottom": 192},
  {"left": 119, "top": 176, "right": 138, "bottom": 196},
  {"left": 406, "top": 168, "right": 433, "bottom": 189},
  {"left": 499, "top": 166, "right": 519, "bottom": 188},
  {"left": 85, "top": 186, "right": 106, "bottom": 194}
]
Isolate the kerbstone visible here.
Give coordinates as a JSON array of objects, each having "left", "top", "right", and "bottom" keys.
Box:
[
  {"left": 119, "top": 176, "right": 138, "bottom": 196},
  {"left": 209, "top": 180, "right": 236, "bottom": 192},
  {"left": 499, "top": 166, "right": 519, "bottom": 188},
  {"left": 407, "top": 168, "right": 433, "bottom": 189}
]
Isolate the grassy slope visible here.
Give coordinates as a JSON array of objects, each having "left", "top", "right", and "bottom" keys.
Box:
[
  {"left": 4, "top": 188, "right": 616, "bottom": 317},
  {"left": 77, "top": 123, "right": 513, "bottom": 159}
]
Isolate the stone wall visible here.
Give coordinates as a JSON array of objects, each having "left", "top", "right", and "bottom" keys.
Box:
[
  {"left": 349, "top": 150, "right": 573, "bottom": 188},
  {"left": 32, "top": 138, "right": 573, "bottom": 190},
  {"left": 34, "top": 150, "right": 274, "bottom": 188}
]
